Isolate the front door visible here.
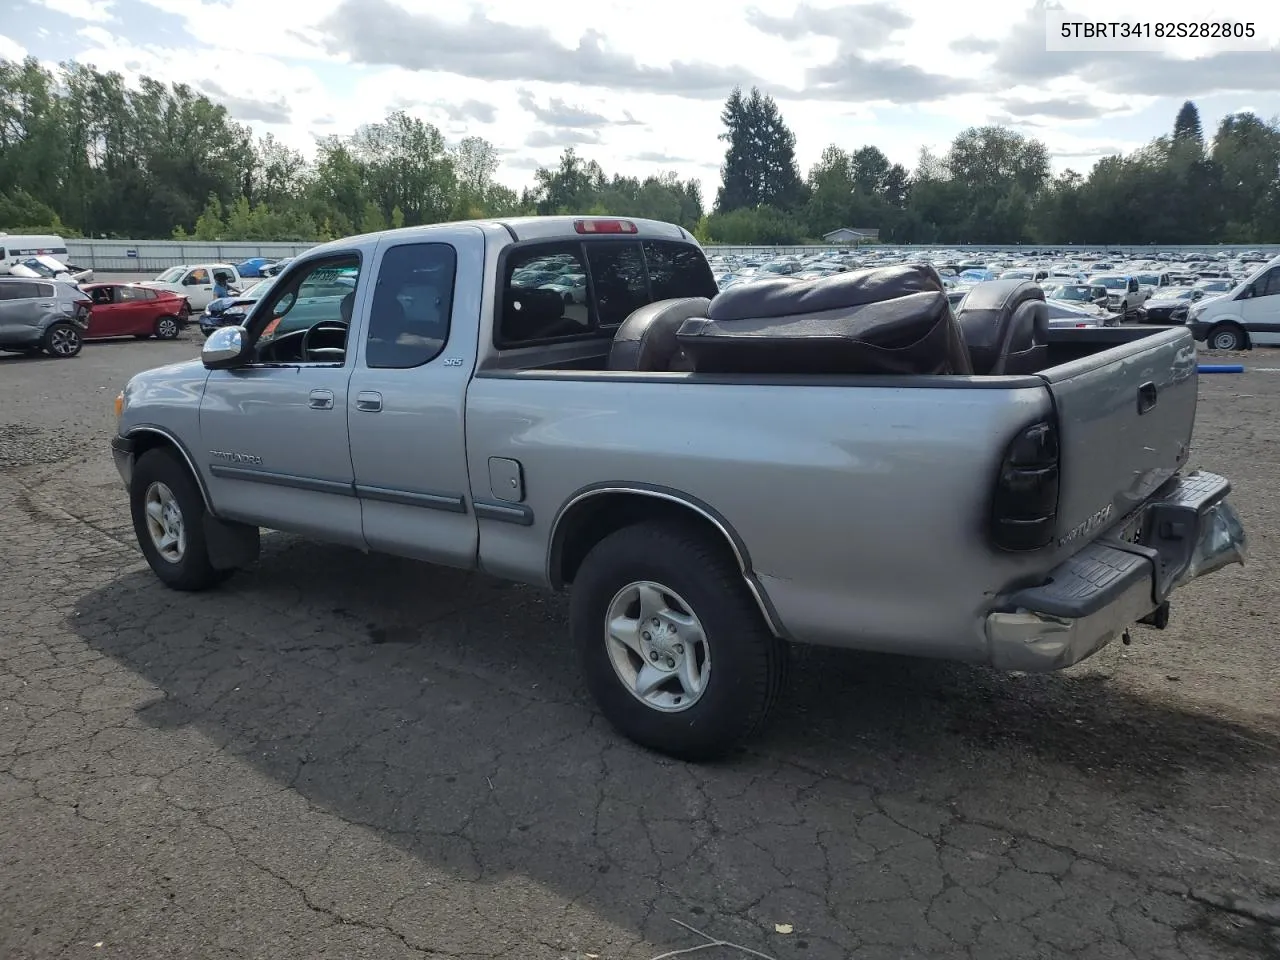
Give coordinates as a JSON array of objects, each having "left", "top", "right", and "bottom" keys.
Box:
[
  {"left": 1239, "top": 267, "right": 1280, "bottom": 346},
  {"left": 346, "top": 230, "right": 481, "bottom": 568},
  {"left": 198, "top": 252, "right": 366, "bottom": 546},
  {"left": 182, "top": 267, "right": 214, "bottom": 310}
]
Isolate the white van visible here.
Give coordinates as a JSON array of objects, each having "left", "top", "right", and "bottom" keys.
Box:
[
  {"left": 1188, "top": 255, "right": 1280, "bottom": 351},
  {"left": 0, "top": 235, "right": 70, "bottom": 273}
]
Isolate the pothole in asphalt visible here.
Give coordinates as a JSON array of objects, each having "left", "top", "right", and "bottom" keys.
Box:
[{"left": 0, "top": 423, "right": 82, "bottom": 468}]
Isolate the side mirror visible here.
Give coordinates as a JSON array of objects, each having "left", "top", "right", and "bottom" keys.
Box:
[{"left": 202, "top": 325, "right": 251, "bottom": 369}]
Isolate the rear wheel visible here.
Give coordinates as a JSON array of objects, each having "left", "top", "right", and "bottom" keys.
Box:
[
  {"left": 155, "top": 315, "right": 181, "bottom": 340},
  {"left": 43, "top": 322, "right": 82, "bottom": 358},
  {"left": 571, "top": 521, "right": 788, "bottom": 760},
  {"left": 1208, "top": 323, "right": 1246, "bottom": 351},
  {"left": 130, "top": 448, "right": 234, "bottom": 591}
]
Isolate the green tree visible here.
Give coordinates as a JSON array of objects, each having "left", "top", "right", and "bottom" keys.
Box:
[
  {"left": 192, "top": 194, "right": 224, "bottom": 240},
  {"left": 360, "top": 200, "right": 387, "bottom": 233},
  {"left": 714, "top": 86, "right": 804, "bottom": 213},
  {"left": 1173, "top": 100, "right": 1204, "bottom": 147}
]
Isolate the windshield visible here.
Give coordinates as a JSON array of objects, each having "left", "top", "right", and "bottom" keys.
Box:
[
  {"left": 240, "top": 276, "right": 277, "bottom": 299},
  {"left": 1095, "top": 276, "right": 1126, "bottom": 290},
  {"left": 156, "top": 266, "right": 186, "bottom": 282},
  {"left": 1135, "top": 274, "right": 1160, "bottom": 285},
  {"left": 762, "top": 262, "right": 795, "bottom": 274},
  {"left": 33, "top": 255, "right": 68, "bottom": 272},
  {"left": 18, "top": 258, "right": 56, "bottom": 277},
  {"left": 1051, "top": 285, "right": 1093, "bottom": 301}
]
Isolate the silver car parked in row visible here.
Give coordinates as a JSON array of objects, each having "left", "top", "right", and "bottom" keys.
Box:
[{"left": 0, "top": 277, "right": 92, "bottom": 358}]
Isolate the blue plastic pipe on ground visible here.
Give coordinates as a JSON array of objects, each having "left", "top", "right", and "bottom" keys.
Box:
[{"left": 1198, "top": 364, "right": 1245, "bottom": 373}]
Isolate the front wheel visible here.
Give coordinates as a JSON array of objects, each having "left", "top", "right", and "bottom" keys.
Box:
[
  {"left": 571, "top": 522, "right": 788, "bottom": 761},
  {"left": 1208, "top": 323, "right": 1246, "bottom": 351},
  {"left": 43, "top": 322, "right": 82, "bottom": 358},
  {"left": 130, "top": 449, "right": 234, "bottom": 591},
  {"left": 154, "top": 315, "right": 181, "bottom": 340}
]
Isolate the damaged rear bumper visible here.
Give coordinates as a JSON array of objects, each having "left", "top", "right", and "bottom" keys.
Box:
[{"left": 986, "top": 471, "right": 1246, "bottom": 672}]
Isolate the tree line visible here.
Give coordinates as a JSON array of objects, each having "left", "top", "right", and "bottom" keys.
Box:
[{"left": 2, "top": 56, "right": 1278, "bottom": 246}]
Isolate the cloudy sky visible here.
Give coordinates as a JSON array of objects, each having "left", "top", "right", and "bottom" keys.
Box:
[{"left": 2, "top": 0, "right": 1278, "bottom": 194}]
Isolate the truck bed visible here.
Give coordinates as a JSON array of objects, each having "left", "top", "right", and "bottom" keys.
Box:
[
  {"left": 470, "top": 323, "right": 1198, "bottom": 658},
  {"left": 500, "top": 323, "right": 1182, "bottom": 377}
]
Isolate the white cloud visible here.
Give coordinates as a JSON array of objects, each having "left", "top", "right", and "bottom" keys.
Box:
[
  {"left": 0, "top": 34, "right": 26, "bottom": 61},
  {"left": 9, "top": 0, "right": 1280, "bottom": 194},
  {"left": 36, "top": 0, "right": 114, "bottom": 21}
]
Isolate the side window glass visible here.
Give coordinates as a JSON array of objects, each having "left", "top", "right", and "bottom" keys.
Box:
[
  {"left": 584, "top": 241, "right": 648, "bottom": 326},
  {"left": 643, "top": 240, "right": 718, "bottom": 301},
  {"left": 366, "top": 243, "right": 456, "bottom": 369},
  {"left": 187, "top": 268, "right": 208, "bottom": 286},
  {"left": 252, "top": 256, "right": 360, "bottom": 363},
  {"left": 499, "top": 243, "right": 591, "bottom": 344},
  {"left": 1259, "top": 269, "right": 1280, "bottom": 298},
  {"left": 142, "top": 288, "right": 158, "bottom": 300},
  {"left": 118, "top": 286, "right": 142, "bottom": 302}
]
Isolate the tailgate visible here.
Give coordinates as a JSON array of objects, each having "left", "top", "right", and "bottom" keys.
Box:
[{"left": 1039, "top": 327, "right": 1198, "bottom": 548}]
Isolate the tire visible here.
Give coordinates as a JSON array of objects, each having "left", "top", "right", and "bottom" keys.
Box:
[
  {"left": 154, "top": 315, "right": 181, "bottom": 340},
  {"left": 571, "top": 522, "right": 787, "bottom": 761},
  {"left": 1208, "top": 323, "right": 1246, "bottom": 351},
  {"left": 130, "top": 448, "right": 234, "bottom": 591},
  {"left": 43, "top": 322, "right": 82, "bottom": 358}
]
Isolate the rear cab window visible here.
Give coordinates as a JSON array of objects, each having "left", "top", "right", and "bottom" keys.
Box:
[{"left": 496, "top": 237, "right": 717, "bottom": 347}]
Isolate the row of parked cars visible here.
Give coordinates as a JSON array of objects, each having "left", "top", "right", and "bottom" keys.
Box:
[
  {"left": 0, "top": 253, "right": 297, "bottom": 359},
  {"left": 0, "top": 275, "right": 194, "bottom": 358},
  {"left": 708, "top": 248, "right": 1277, "bottom": 348}
]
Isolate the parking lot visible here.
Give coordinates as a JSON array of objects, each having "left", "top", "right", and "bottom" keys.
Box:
[{"left": 2, "top": 331, "right": 1279, "bottom": 960}]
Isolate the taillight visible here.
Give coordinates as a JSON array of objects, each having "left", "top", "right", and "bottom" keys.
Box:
[
  {"left": 992, "top": 420, "right": 1059, "bottom": 551},
  {"left": 574, "top": 219, "right": 637, "bottom": 234}
]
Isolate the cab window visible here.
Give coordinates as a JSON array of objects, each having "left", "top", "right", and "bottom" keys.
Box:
[
  {"left": 499, "top": 243, "right": 592, "bottom": 344},
  {"left": 584, "top": 242, "right": 648, "bottom": 327},
  {"left": 643, "top": 240, "right": 718, "bottom": 301},
  {"left": 497, "top": 238, "right": 716, "bottom": 347},
  {"left": 366, "top": 243, "right": 456, "bottom": 369},
  {"left": 118, "top": 286, "right": 147, "bottom": 302},
  {"left": 185, "top": 268, "right": 209, "bottom": 286},
  {"left": 1253, "top": 269, "right": 1280, "bottom": 298},
  {"left": 249, "top": 255, "right": 361, "bottom": 365}
]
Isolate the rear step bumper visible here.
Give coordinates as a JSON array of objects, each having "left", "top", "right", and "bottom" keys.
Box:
[{"left": 986, "top": 471, "right": 1247, "bottom": 672}]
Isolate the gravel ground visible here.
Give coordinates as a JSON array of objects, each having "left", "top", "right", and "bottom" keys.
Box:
[{"left": 1, "top": 335, "right": 1278, "bottom": 960}]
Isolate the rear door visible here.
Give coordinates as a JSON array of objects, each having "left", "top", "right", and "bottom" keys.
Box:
[
  {"left": 115, "top": 285, "right": 154, "bottom": 334},
  {"left": 1039, "top": 328, "right": 1198, "bottom": 549},
  {"left": 0, "top": 282, "right": 35, "bottom": 342},
  {"left": 346, "top": 228, "right": 481, "bottom": 568}
]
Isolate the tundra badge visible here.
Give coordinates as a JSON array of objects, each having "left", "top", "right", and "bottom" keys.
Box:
[
  {"left": 210, "top": 450, "right": 263, "bottom": 465},
  {"left": 1057, "top": 503, "right": 1114, "bottom": 547}
]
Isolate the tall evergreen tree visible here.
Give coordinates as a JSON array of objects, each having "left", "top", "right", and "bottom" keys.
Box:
[
  {"left": 1173, "top": 100, "right": 1204, "bottom": 147},
  {"left": 714, "top": 86, "right": 803, "bottom": 213}
]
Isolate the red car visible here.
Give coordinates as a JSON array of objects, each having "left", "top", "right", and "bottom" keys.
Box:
[{"left": 82, "top": 283, "right": 191, "bottom": 340}]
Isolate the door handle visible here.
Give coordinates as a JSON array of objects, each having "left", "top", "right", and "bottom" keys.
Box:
[
  {"left": 309, "top": 389, "right": 334, "bottom": 410},
  {"left": 356, "top": 391, "right": 382, "bottom": 412},
  {"left": 1137, "top": 381, "right": 1158, "bottom": 415}
]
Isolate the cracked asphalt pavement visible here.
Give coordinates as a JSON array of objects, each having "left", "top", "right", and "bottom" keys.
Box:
[{"left": 2, "top": 334, "right": 1279, "bottom": 959}]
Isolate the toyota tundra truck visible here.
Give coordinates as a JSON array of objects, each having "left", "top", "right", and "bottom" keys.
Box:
[{"left": 109, "top": 217, "right": 1247, "bottom": 760}]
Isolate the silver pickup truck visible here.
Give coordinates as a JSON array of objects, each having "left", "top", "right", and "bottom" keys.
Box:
[{"left": 110, "top": 217, "right": 1247, "bottom": 760}]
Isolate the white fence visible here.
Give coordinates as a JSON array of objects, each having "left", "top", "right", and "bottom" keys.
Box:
[
  {"left": 64, "top": 239, "right": 317, "bottom": 273},
  {"left": 63, "top": 237, "right": 1280, "bottom": 273}
]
